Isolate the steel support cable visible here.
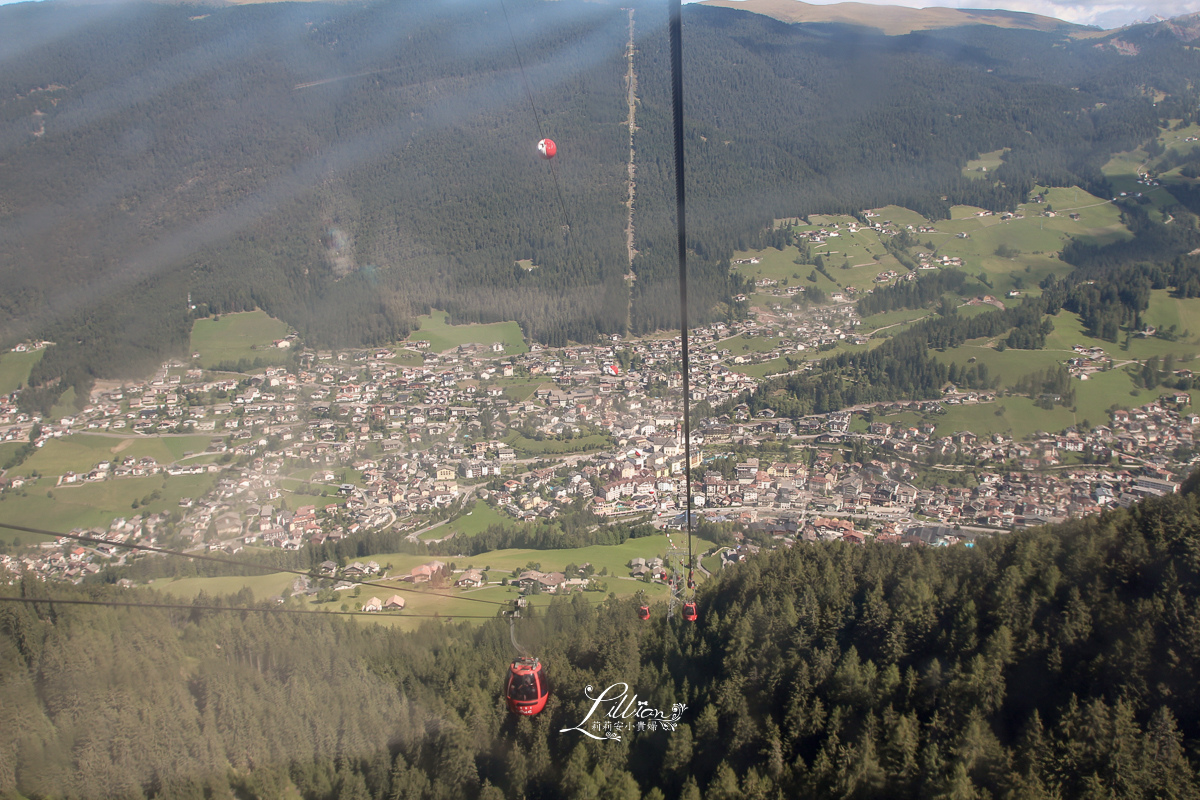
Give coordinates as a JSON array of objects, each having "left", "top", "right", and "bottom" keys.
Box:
[{"left": 668, "top": 0, "right": 694, "bottom": 586}]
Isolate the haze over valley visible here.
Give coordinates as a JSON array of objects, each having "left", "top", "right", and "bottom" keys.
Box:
[{"left": 6, "top": 2, "right": 1200, "bottom": 799}]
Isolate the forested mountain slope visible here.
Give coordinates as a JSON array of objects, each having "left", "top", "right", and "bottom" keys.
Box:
[
  {"left": 7, "top": 482, "right": 1200, "bottom": 798},
  {"left": 1, "top": 0, "right": 1198, "bottom": 403}
]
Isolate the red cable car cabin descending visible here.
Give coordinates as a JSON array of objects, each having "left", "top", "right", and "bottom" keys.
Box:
[
  {"left": 537, "top": 138, "right": 556, "bottom": 159},
  {"left": 506, "top": 656, "right": 549, "bottom": 716}
]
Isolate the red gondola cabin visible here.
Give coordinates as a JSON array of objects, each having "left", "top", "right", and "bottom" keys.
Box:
[
  {"left": 638, "top": 605, "right": 651, "bottom": 621},
  {"left": 506, "top": 657, "right": 549, "bottom": 716},
  {"left": 682, "top": 602, "right": 697, "bottom": 622},
  {"left": 537, "top": 138, "right": 557, "bottom": 159}
]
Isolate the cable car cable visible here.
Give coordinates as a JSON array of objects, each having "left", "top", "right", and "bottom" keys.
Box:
[
  {"left": 0, "top": 520, "right": 509, "bottom": 607},
  {"left": 497, "top": 0, "right": 572, "bottom": 232},
  {"left": 668, "top": 0, "right": 695, "bottom": 594}
]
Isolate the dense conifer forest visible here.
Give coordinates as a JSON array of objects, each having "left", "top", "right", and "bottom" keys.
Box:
[
  {"left": 6, "top": 481, "right": 1200, "bottom": 798},
  {"left": 2, "top": 0, "right": 1199, "bottom": 406}
]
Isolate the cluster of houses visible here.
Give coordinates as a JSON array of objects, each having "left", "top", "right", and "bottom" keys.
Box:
[
  {"left": 5, "top": 198, "right": 1200, "bottom": 585},
  {"left": 1067, "top": 345, "right": 1116, "bottom": 379}
]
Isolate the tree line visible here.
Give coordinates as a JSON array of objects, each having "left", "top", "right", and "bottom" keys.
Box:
[{"left": 8, "top": 475, "right": 1200, "bottom": 798}]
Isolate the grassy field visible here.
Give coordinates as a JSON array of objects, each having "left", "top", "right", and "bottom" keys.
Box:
[
  {"left": 882, "top": 366, "right": 1138, "bottom": 439},
  {"left": 151, "top": 572, "right": 298, "bottom": 601},
  {"left": 10, "top": 434, "right": 214, "bottom": 478},
  {"left": 0, "top": 442, "right": 24, "bottom": 466},
  {"left": 279, "top": 484, "right": 346, "bottom": 509},
  {"left": 732, "top": 245, "right": 816, "bottom": 284},
  {"left": 1157, "top": 122, "right": 1200, "bottom": 154},
  {"left": 924, "top": 192, "right": 1128, "bottom": 296},
  {"left": 1040, "top": 295, "right": 1200, "bottom": 363},
  {"left": 147, "top": 532, "right": 713, "bottom": 630},
  {"left": 805, "top": 214, "right": 861, "bottom": 227},
  {"left": 930, "top": 373, "right": 1130, "bottom": 438},
  {"left": 734, "top": 355, "right": 796, "bottom": 379},
  {"left": 738, "top": 190, "right": 1129, "bottom": 311},
  {"left": 1100, "top": 125, "right": 1196, "bottom": 212},
  {"left": 190, "top": 311, "right": 291, "bottom": 369},
  {"left": 390, "top": 350, "right": 425, "bottom": 367},
  {"left": 963, "top": 148, "right": 1008, "bottom": 179},
  {"left": 724, "top": 334, "right": 784, "bottom": 354},
  {"left": 49, "top": 387, "right": 78, "bottom": 421},
  {"left": 870, "top": 205, "right": 931, "bottom": 229},
  {"left": 956, "top": 303, "right": 1004, "bottom": 319},
  {"left": 443, "top": 501, "right": 511, "bottom": 537},
  {"left": 859, "top": 307, "right": 930, "bottom": 332},
  {"left": 503, "top": 433, "right": 612, "bottom": 455},
  {"left": 934, "top": 340, "right": 1067, "bottom": 386},
  {"left": 730, "top": 335, "right": 884, "bottom": 378},
  {"left": 407, "top": 311, "right": 527, "bottom": 356},
  {"left": 0, "top": 473, "right": 216, "bottom": 544},
  {"left": 0, "top": 349, "right": 44, "bottom": 396},
  {"left": 732, "top": 242, "right": 894, "bottom": 302},
  {"left": 494, "top": 379, "right": 541, "bottom": 403}
]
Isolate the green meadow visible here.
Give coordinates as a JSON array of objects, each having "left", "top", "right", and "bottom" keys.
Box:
[
  {"left": 859, "top": 308, "right": 930, "bottom": 332},
  {"left": 1039, "top": 296, "right": 1200, "bottom": 363},
  {"left": 734, "top": 355, "right": 796, "bottom": 379},
  {"left": 148, "top": 532, "right": 713, "bottom": 629},
  {"left": 869, "top": 205, "right": 931, "bottom": 229},
  {"left": 732, "top": 239, "right": 899, "bottom": 303},
  {"left": 444, "top": 501, "right": 511, "bottom": 537},
  {"left": 962, "top": 148, "right": 1009, "bottom": 179},
  {"left": 10, "top": 434, "right": 214, "bottom": 478},
  {"left": 737, "top": 189, "right": 1130, "bottom": 310},
  {"left": 190, "top": 311, "right": 292, "bottom": 369},
  {"left": 0, "top": 349, "right": 44, "bottom": 395},
  {"left": 1102, "top": 124, "right": 1200, "bottom": 212},
  {"left": 932, "top": 307, "right": 1196, "bottom": 389},
  {"left": 49, "top": 388, "right": 79, "bottom": 421},
  {"left": 925, "top": 370, "right": 1135, "bottom": 439},
  {"left": 934, "top": 340, "right": 1067, "bottom": 386},
  {"left": 407, "top": 310, "right": 528, "bottom": 356},
  {"left": 923, "top": 191, "right": 1128, "bottom": 296},
  {"left": 0, "top": 473, "right": 216, "bottom": 544},
  {"left": 151, "top": 572, "right": 298, "bottom": 601},
  {"left": 956, "top": 302, "right": 1005, "bottom": 319},
  {"left": 724, "top": 334, "right": 784, "bottom": 354},
  {"left": 390, "top": 350, "right": 425, "bottom": 367},
  {"left": 495, "top": 379, "right": 541, "bottom": 403},
  {"left": 0, "top": 442, "right": 24, "bottom": 466},
  {"left": 279, "top": 483, "right": 346, "bottom": 509},
  {"left": 503, "top": 433, "right": 612, "bottom": 456}
]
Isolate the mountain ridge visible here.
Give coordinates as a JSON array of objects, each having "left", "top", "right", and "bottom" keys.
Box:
[
  {"left": 1, "top": 0, "right": 1197, "bottom": 409},
  {"left": 695, "top": 0, "right": 1086, "bottom": 36}
]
